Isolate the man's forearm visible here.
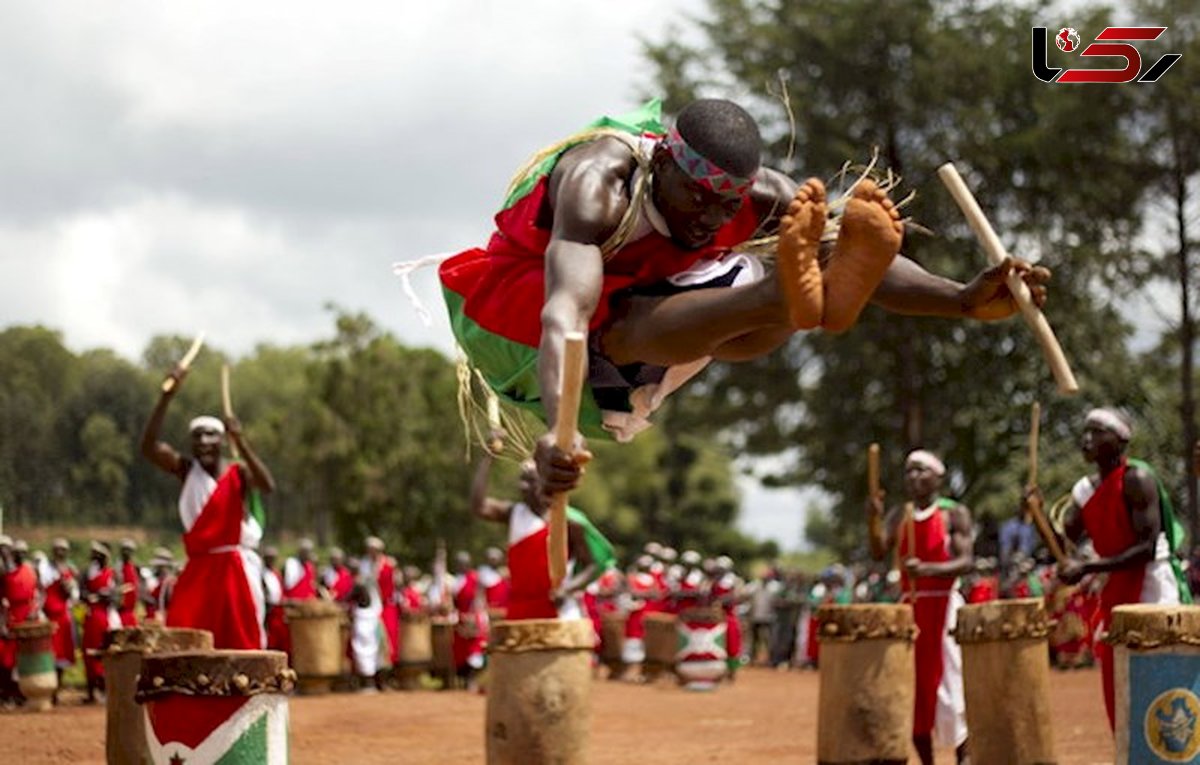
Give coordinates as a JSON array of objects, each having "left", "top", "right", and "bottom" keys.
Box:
[
  {"left": 1085, "top": 541, "right": 1156, "bottom": 575},
  {"left": 871, "top": 256, "right": 965, "bottom": 317},
  {"left": 234, "top": 436, "right": 276, "bottom": 494}
]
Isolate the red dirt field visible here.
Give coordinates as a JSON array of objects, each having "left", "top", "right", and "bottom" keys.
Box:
[{"left": 1, "top": 666, "right": 1113, "bottom": 764}]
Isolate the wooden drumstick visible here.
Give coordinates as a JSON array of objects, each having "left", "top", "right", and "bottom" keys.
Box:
[
  {"left": 221, "top": 364, "right": 240, "bottom": 461},
  {"left": 161, "top": 332, "right": 205, "bottom": 393},
  {"left": 548, "top": 332, "right": 587, "bottom": 590},
  {"left": 1025, "top": 401, "right": 1066, "bottom": 565},
  {"left": 937, "top": 163, "right": 1078, "bottom": 395}
]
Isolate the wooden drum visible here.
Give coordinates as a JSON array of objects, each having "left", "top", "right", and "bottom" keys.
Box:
[
  {"left": 954, "top": 598, "right": 1056, "bottom": 764},
  {"left": 395, "top": 612, "right": 433, "bottom": 690},
  {"left": 486, "top": 619, "right": 592, "bottom": 765},
  {"left": 283, "top": 599, "right": 343, "bottom": 694},
  {"left": 642, "top": 612, "right": 678, "bottom": 682},
  {"left": 816, "top": 604, "right": 916, "bottom": 765}
]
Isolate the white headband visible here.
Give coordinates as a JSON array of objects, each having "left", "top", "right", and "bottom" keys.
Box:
[
  {"left": 189, "top": 415, "right": 225, "bottom": 435},
  {"left": 906, "top": 449, "right": 946, "bottom": 476},
  {"left": 1086, "top": 408, "right": 1132, "bottom": 440}
]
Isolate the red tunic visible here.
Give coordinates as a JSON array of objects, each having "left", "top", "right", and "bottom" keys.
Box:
[
  {"left": 283, "top": 559, "right": 318, "bottom": 600},
  {"left": 710, "top": 575, "right": 743, "bottom": 666},
  {"left": 167, "top": 463, "right": 264, "bottom": 650},
  {"left": 966, "top": 576, "right": 998, "bottom": 604},
  {"left": 377, "top": 558, "right": 400, "bottom": 664},
  {"left": 1, "top": 563, "right": 37, "bottom": 671},
  {"left": 452, "top": 570, "right": 487, "bottom": 668},
  {"left": 898, "top": 503, "right": 958, "bottom": 737},
  {"left": 263, "top": 569, "right": 290, "bottom": 654},
  {"left": 624, "top": 572, "right": 658, "bottom": 641},
  {"left": 42, "top": 564, "right": 78, "bottom": 666},
  {"left": 506, "top": 504, "right": 557, "bottom": 620},
  {"left": 118, "top": 561, "right": 139, "bottom": 626},
  {"left": 1079, "top": 459, "right": 1180, "bottom": 729},
  {"left": 325, "top": 565, "right": 355, "bottom": 602},
  {"left": 82, "top": 565, "right": 116, "bottom": 682}
]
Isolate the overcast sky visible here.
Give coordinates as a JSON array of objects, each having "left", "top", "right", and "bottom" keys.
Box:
[{"left": 0, "top": 0, "right": 813, "bottom": 550}]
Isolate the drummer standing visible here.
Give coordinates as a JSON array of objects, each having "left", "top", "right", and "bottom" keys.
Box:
[
  {"left": 867, "top": 449, "right": 972, "bottom": 765},
  {"left": 469, "top": 433, "right": 599, "bottom": 621},
  {"left": 1025, "top": 408, "right": 1190, "bottom": 730}
]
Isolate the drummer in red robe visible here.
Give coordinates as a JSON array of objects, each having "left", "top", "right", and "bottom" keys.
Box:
[
  {"left": 116, "top": 539, "right": 142, "bottom": 627},
  {"left": 140, "top": 364, "right": 277, "bottom": 650},
  {"left": 82, "top": 541, "right": 121, "bottom": 703},
  {"left": 283, "top": 539, "right": 319, "bottom": 601},
  {"left": 37, "top": 538, "right": 80, "bottom": 701},
  {"left": 2, "top": 539, "right": 38, "bottom": 704},
  {"left": 1025, "top": 408, "right": 1190, "bottom": 730},
  {"left": 868, "top": 449, "right": 972, "bottom": 765},
  {"left": 321, "top": 547, "right": 355, "bottom": 603},
  {"left": 469, "top": 433, "right": 597, "bottom": 622}
]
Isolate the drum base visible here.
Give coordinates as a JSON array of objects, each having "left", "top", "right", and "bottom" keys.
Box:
[{"left": 296, "top": 675, "right": 335, "bottom": 695}]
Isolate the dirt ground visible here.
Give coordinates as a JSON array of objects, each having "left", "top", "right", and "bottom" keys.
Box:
[{"left": 2, "top": 666, "right": 1114, "bottom": 764}]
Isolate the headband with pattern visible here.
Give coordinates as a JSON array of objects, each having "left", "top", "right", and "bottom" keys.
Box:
[{"left": 664, "top": 126, "right": 756, "bottom": 198}]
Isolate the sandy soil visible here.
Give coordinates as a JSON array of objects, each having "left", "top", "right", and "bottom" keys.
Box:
[{"left": 1, "top": 666, "right": 1114, "bottom": 764}]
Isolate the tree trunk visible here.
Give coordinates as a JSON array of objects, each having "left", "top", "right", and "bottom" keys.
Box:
[{"left": 1174, "top": 158, "right": 1198, "bottom": 542}]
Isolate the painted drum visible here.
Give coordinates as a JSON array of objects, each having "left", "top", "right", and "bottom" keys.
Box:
[
  {"left": 136, "top": 650, "right": 294, "bottom": 765},
  {"left": 13, "top": 620, "right": 58, "bottom": 713},
  {"left": 674, "top": 607, "right": 727, "bottom": 691},
  {"left": 1109, "top": 604, "right": 1200, "bottom": 764},
  {"left": 104, "top": 626, "right": 214, "bottom": 765}
]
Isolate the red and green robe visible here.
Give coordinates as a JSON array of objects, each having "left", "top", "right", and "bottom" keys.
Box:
[
  {"left": 1072, "top": 457, "right": 1190, "bottom": 729},
  {"left": 439, "top": 100, "right": 760, "bottom": 439},
  {"left": 167, "top": 461, "right": 266, "bottom": 650}
]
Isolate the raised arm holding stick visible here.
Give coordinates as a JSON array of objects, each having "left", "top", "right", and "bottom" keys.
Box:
[{"left": 139, "top": 351, "right": 276, "bottom": 650}]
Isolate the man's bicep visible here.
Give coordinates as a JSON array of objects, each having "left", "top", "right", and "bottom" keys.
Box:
[{"left": 1127, "top": 470, "right": 1163, "bottom": 541}]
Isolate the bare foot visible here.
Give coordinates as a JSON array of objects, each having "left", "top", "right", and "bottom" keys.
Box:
[
  {"left": 776, "top": 178, "right": 826, "bottom": 329},
  {"left": 821, "top": 179, "right": 903, "bottom": 333}
]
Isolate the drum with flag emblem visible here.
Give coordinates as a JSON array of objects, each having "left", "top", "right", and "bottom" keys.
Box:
[
  {"left": 136, "top": 649, "right": 294, "bottom": 765},
  {"left": 816, "top": 603, "right": 916, "bottom": 765},
  {"left": 13, "top": 621, "right": 57, "bottom": 712},
  {"left": 674, "top": 607, "right": 727, "bottom": 690},
  {"left": 1109, "top": 604, "right": 1200, "bottom": 764},
  {"left": 104, "top": 626, "right": 214, "bottom": 765}
]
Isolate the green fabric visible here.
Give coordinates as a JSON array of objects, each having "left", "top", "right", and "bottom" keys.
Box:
[
  {"left": 566, "top": 506, "right": 616, "bottom": 582},
  {"left": 443, "top": 287, "right": 611, "bottom": 439},
  {"left": 1128, "top": 458, "right": 1193, "bottom": 604},
  {"left": 501, "top": 99, "right": 666, "bottom": 210},
  {"left": 1025, "top": 573, "right": 1045, "bottom": 598},
  {"left": 935, "top": 497, "right": 959, "bottom": 511}
]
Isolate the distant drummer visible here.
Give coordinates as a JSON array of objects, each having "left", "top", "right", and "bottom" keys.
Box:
[{"left": 867, "top": 449, "right": 972, "bottom": 764}]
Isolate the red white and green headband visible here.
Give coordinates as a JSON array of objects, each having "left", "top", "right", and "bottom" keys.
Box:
[{"left": 664, "top": 126, "right": 756, "bottom": 198}]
